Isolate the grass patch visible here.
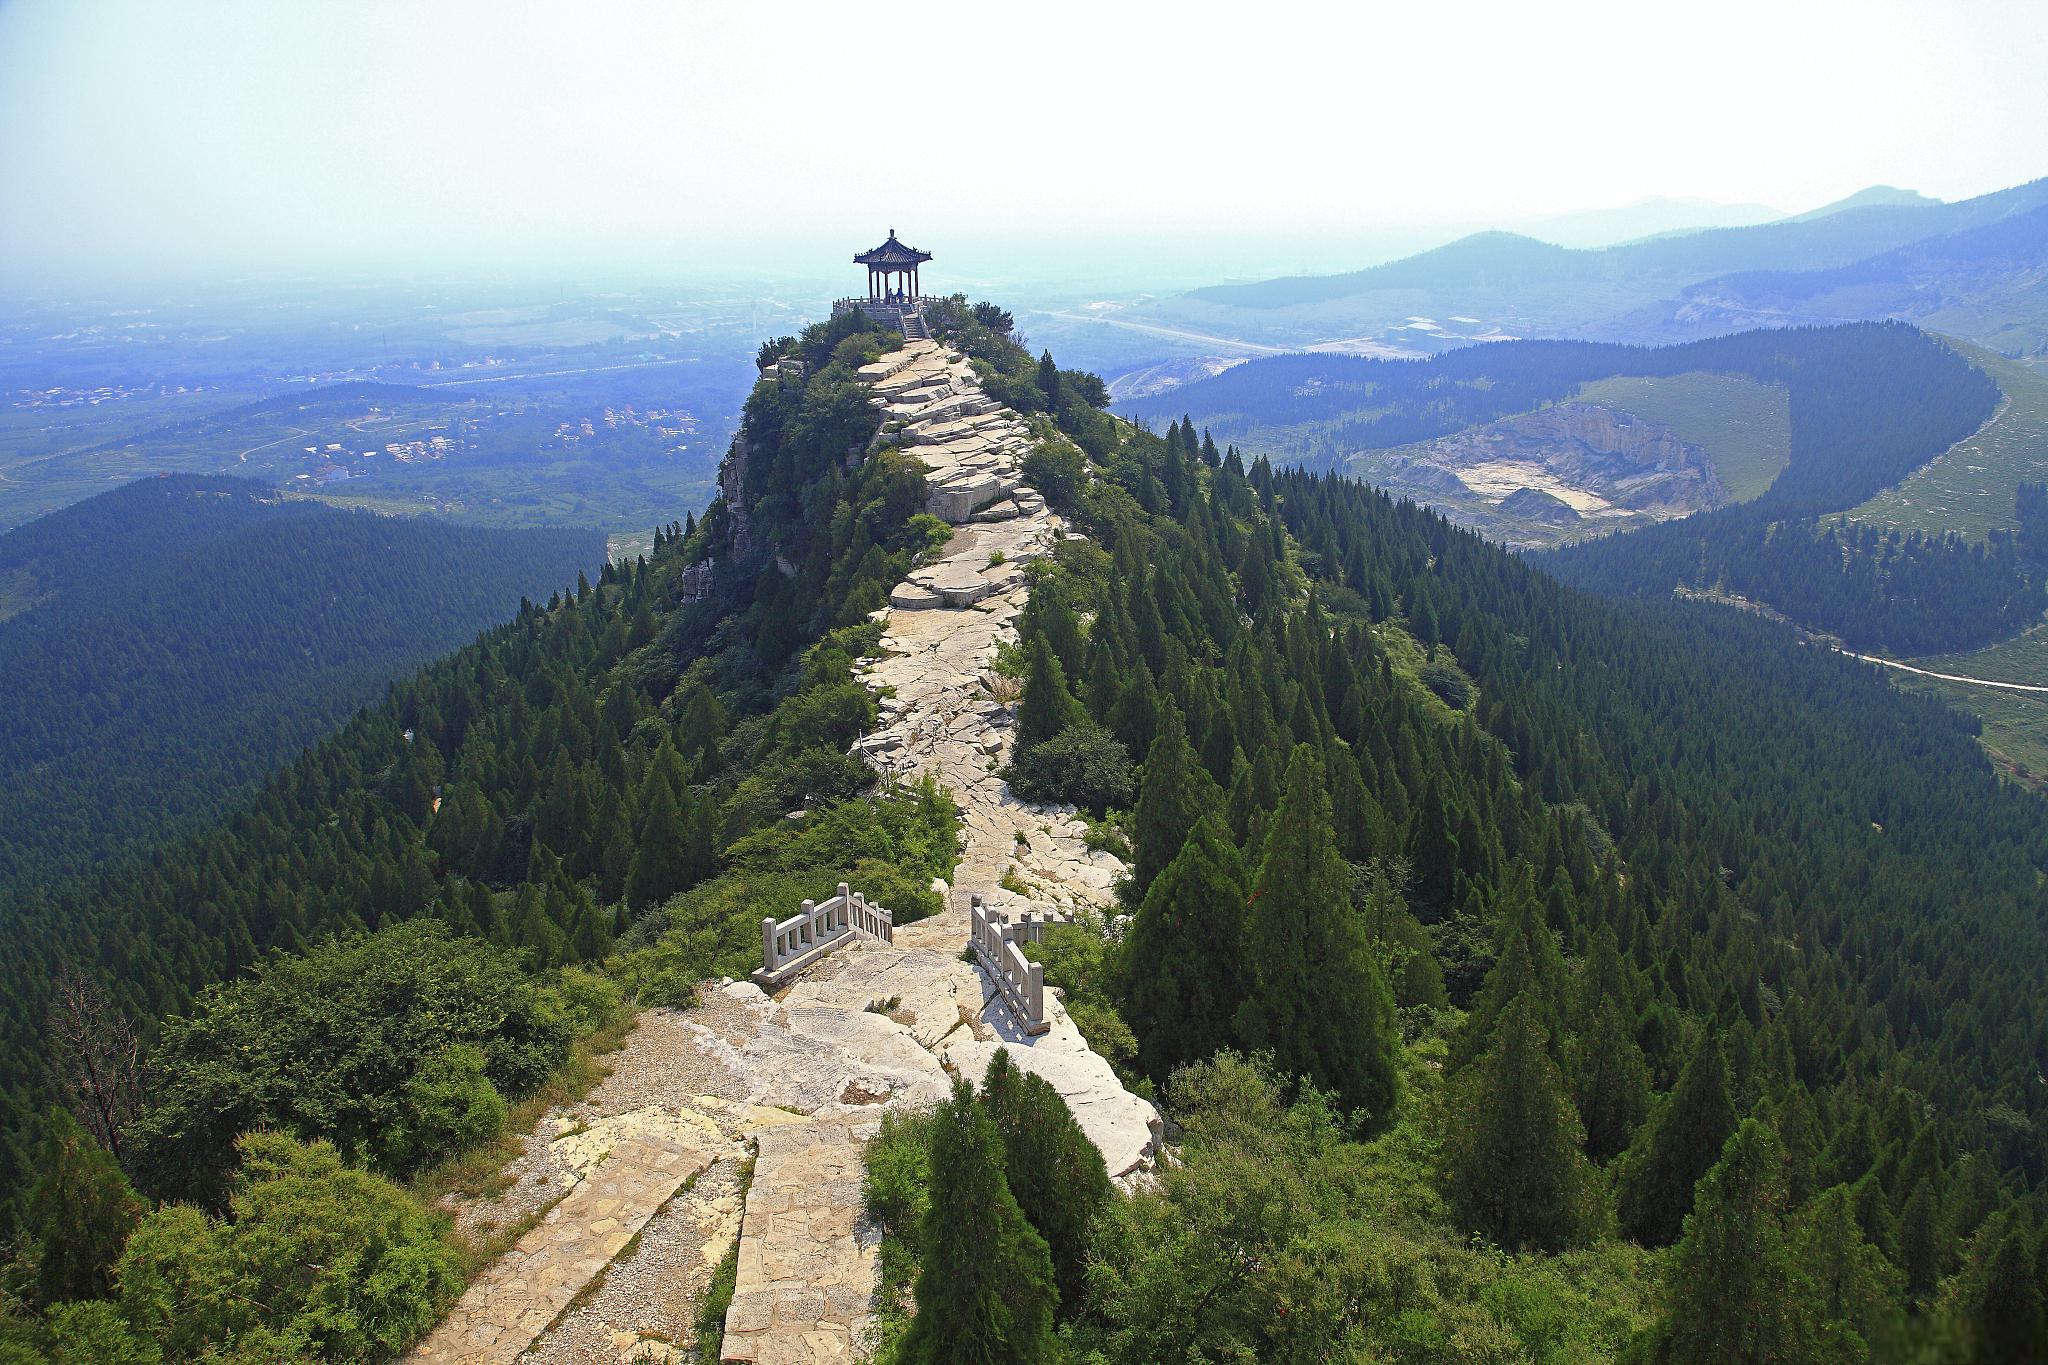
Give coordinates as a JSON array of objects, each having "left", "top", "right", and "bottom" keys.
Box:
[
  {"left": 1888, "top": 623, "right": 2048, "bottom": 784},
  {"left": 1852, "top": 341, "right": 2048, "bottom": 540},
  {"left": 693, "top": 1150, "right": 755, "bottom": 1362}
]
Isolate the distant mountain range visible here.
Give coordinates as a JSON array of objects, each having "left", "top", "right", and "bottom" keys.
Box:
[{"left": 1137, "top": 179, "right": 2048, "bottom": 368}]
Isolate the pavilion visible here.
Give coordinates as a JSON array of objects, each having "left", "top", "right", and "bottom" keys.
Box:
[{"left": 853, "top": 230, "right": 931, "bottom": 304}]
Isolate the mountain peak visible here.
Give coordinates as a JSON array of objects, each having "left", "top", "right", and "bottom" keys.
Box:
[{"left": 1787, "top": 184, "right": 1941, "bottom": 221}]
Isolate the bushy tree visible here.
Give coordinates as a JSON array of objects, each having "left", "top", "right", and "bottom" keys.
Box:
[
  {"left": 899, "top": 1080, "right": 1056, "bottom": 1364},
  {"left": 118, "top": 1132, "right": 460, "bottom": 1363},
  {"left": 128, "top": 922, "right": 566, "bottom": 1201},
  {"left": 1233, "top": 746, "right": 1401, "bottom": 1124},
  {"left": 1005, "top": 720, "right": 1133, "bottom": 814}
]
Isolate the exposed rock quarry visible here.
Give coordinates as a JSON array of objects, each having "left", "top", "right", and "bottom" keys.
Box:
[{"left": 1351, "top": 401, "right": 1723, "bottom": 548}]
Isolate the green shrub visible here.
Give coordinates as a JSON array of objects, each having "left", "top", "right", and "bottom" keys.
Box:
[
  {"left": 119, "top": 1133, "right": 460, "bottom": 1364},
  {"left": 128, "top": 922, "right": 568, "bottom": 1201},
  {"left": 1007, "top": 721, "right": 1134, "bottom": 814},
  {"left": 1419, "top": 657, "right": 1473, "bottom": 710},
  {"left": 1021, "top": 441, "right": 1088, "bottom": 512},
  {"left": 391, "top": 1045, "right": 507, "bottom": 1172}
]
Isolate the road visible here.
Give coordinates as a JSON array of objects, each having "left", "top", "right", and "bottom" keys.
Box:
[{"left": 1844, "top": 650, "right": 2048, "bottom": 695}]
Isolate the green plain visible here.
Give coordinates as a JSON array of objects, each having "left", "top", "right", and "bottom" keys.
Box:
[{"left": 1570, "top": 370, "right": 1791, "bottom": 503}]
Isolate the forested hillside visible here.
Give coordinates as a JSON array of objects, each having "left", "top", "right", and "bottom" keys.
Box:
[
  {"left": 872, "top": 405, "right": 2048, "bottom": 1359},
  {"left": 0, "top": 476, "right": 605, "bottom": 890},
  {"left": 9, "top": 298, "right": 2048, "bottom": 1360},
  {"left": 0, "top": 307, "right": 979, "bottom": 1359}
]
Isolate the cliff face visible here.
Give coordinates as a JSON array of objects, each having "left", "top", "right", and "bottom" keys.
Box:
[{"left": 1350, "top": 401, "right": 1723, "bottom": 548}]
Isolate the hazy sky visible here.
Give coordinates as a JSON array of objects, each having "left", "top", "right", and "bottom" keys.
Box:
[{"left": 4, "top": 0, "right": 2047, "bottom": 284}]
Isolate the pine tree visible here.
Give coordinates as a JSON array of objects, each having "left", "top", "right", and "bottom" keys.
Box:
[
  {"left": 1443, "top": 990, "right": 1596, "bottom": 1252},
  {"left": 901, "top": 1079, "right": 1057, "bottom": 1365},
  {"left": 1037, "top": 350, "right": 1060, "bottom": 407},
  {"left": 1652, "top": 1120, "right": 1816, "bottom": 1364},
  {"left": 1454, "top": 863, "right": 1569, "bottom": 1068},
  {"left": 1621, "top": 1029, "right": 1738, "bottom": 1247},
  {"left": 1795, "top": 1182, "right": 1901, "bottom": 1359},
  {"left": 1898, "top": 1177, "right": 1943, "bottom": 1304},
  {"left": 1572, "top": 999, "right": 1651, "bottom": 1162},
  {"left": 1130, "top": 702, "right": 1223, "bottom": 896},
  {"left": 1233, "top": 746, "right": 1401, "bottom": 1123},
  {"left": 1122, "top": 812, "right": 1248, "bottom": 1080},
  {"left": 1960, "top": 1215, "right": 2047, "bottom": 1364},
  {"left": 978, "top": 1050, "right": 1110, "bottom": 1317},
  {"left": 509, "top": 882, "right": 567, "bottom": 966}
]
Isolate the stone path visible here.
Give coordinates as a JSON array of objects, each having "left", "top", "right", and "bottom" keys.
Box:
[
  {"left": 410, "top": 335, "right": 1156, "bottom": 1365},
  {"left": 718, "top": 337, "right": 1160, "bottom": 1362},
  {"left": 409, "top": 1116, "right": 714, "bottom": 1365}
]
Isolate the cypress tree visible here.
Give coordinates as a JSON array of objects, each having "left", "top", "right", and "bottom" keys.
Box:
[
  {"left": 1130, "top": 702, "right": 1223, "bottom": 896},
  {"left": 1233, "top": 745, "right": 1401, "bottom": 1124},
  {"left": 1621, "top": 1029, "right": 1738, "bottom": 1247},
  {"left": 625, "top": 779, "right": 691, "bottom": 911},
  {"left": 1443, "top": 990, "right": 1596, "bottom": 1252},
  {"left": 901, "top": 1079, "right": 1056, "bottom": 1365},
  {"left": 1652, "top": 1120, "right": 1815, "bottom": 1364},
  {"left": 1015, "top": 635, "right": 1082, "bottom": 753},
  {"left": 978, "top": 1051, "right": 1110, "bottom": 1318},
  {"left": 1123, "top": 812, "right": 1248, "bottom": 1080}
]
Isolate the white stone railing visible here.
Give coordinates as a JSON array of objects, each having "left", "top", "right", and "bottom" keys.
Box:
[
  {"left": 754, "top": 882, "right": 893, "bottom": 986},
  {"left": 970, "top": 894, "right": 1049, "bottom": 1035}
]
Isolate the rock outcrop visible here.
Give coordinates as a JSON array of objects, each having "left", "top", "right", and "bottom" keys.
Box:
[{"left": 716, "top": 335, "right": 1159, "bottom": 1364}]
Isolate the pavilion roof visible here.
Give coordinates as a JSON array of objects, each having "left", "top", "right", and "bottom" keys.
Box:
[{"left": 854, "top": 230, "right": 932, "bottom": 267}]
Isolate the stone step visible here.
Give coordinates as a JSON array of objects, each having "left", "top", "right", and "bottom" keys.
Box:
[
  {"left": 407, "top": 1132, "right": 713, "bottom": 1364},
  {"left": 720, "top": 1115, "right": 882, "bottom": 1365}
]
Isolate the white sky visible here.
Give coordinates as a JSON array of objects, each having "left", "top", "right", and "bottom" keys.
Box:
[{"left": 3, "top": 0, "right": 2046, "bottom": 284}]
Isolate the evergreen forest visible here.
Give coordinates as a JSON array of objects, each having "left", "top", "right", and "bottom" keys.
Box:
[
  {"left": 5, "top": 302, "right": 2048, "bottom": 1361},
  {"left": 0, "top": 476, "right": 606, "bottom": 891}
]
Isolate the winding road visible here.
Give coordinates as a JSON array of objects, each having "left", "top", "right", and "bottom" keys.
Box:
[{"left": 1844, "top": 650, "right": 2048, "bottom": 695}]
